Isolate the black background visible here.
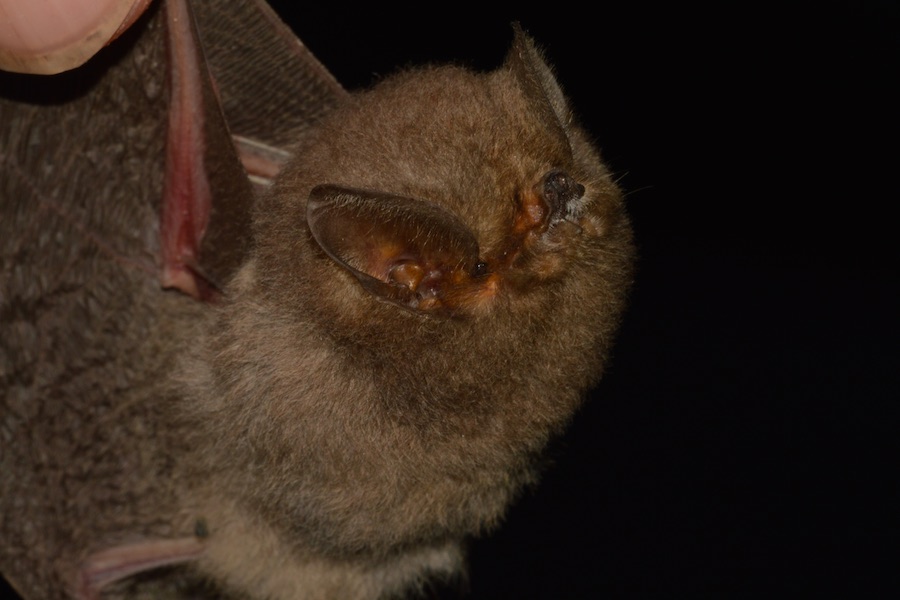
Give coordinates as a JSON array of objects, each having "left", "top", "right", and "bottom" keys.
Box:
[
  {"left": 3, "top": 1, "right": 898, "bottom": 599},
  {"left": 268, "top": 1, "right": 899, "bottom": 598}
]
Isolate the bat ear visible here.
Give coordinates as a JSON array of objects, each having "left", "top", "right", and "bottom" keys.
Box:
[
  {"left": 505, "top": 23, "right": 573, "bottom": 159},
  {"left": 307, "top": 185, "right": 489, "bottom": 315}
]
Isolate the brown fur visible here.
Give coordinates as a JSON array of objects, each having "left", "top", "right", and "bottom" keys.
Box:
[{"left": 1, "top": 20, "right": 633, "bottom": 600}]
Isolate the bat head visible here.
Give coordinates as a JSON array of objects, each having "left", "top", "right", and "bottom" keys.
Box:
[{"left": 258, "top": 25, "right": 632, "bottom": 338}]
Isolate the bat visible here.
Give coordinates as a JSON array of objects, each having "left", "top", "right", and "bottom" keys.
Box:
[{"left": 0, "top": 1, "right": 634, "bottom": 598}]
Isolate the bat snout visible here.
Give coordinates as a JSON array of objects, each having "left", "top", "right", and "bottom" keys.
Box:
[{"left": 541, "top": 169, "right": 585, "bottom": 224}]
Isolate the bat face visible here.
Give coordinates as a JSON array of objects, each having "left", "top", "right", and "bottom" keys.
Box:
[{"left": 256, "top": 29, "right": 632, "bottom": 335}]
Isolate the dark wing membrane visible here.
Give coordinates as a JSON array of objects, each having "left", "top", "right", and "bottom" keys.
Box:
[
  {"left": 191, "top": 0, "right": 349, "bottom": 175},
  {"left": 188, "top": 0, "right": 349, "bottom": 290}
]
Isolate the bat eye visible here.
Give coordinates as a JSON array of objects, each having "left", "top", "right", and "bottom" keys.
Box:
[{"left": 471, "top": 261, "right": 489, "bottom": 278}]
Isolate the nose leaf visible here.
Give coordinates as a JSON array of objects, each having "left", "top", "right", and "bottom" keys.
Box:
[{"left": 542, "top": 170, "right": 585, "bottom": 221}]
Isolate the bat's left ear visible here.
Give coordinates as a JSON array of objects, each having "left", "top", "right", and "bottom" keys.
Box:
[
  {"left": 307, "top": 185, "right": 496, "bottom": 316},
  {"left": 505, "top": 23, "right": 574, "bottom": 161}
]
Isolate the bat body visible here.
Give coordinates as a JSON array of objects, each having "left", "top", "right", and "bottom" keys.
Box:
[{"left": 1, "top": 1, "right": 633, "bottom": 599}]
